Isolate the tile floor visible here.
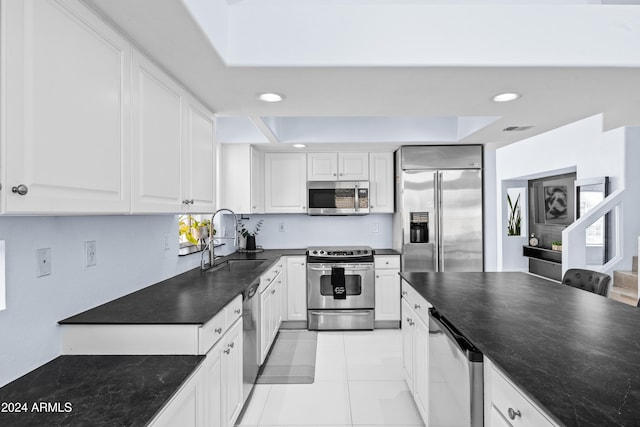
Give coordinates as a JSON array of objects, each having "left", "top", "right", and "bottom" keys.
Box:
[{"left": 236, "top": 329, "right": 425, "bottom": 427}]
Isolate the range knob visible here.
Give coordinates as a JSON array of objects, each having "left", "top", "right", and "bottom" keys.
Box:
[
  {"left": 312, "top": 250, "right": 318, "bottom": 255},
  {"left": 356, "top": 250, "right": 362, "bottom": 254}
]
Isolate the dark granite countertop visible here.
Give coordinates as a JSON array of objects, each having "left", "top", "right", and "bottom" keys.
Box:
[
  {"left": 400, "top": 271, "right": 640, "bottom": 427},
  {"left": 0, "top": 355, "right": 203, "bottom": 427},
  {"left": 59, "top": 249, "right": 306, "bottom": 325}
]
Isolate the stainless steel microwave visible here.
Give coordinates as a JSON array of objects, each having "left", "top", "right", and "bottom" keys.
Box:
[{"left": 307, "top": 181, "right": 370, "bottom": 215}]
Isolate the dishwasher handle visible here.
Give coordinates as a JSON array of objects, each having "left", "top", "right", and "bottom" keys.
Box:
[{"left": 429, "top": 308, "right": 483, "bottom": 363}]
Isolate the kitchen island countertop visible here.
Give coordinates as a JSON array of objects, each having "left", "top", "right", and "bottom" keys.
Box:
[{"left": 400, "top": 271, "right": 640, "bottom": 427}]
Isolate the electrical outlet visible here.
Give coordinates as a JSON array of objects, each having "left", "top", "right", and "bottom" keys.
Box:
[
  {"left": 372, "top": 223, "right": 379, "bottom": 233},
  {"left": 279, "top": 223, "right": 285, "bottom": 232},
  {"left": 85, "top": 241, "right": 97, "bottom": 268},
  {"left": 163, "top": 233, "right": 170, "bottom": 250},
  {"left": 36, "top": 248, "right": 52, "bottom": 277}
]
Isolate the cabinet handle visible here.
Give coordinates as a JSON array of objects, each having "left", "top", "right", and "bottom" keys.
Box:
[
  {"left": 271, "top": 289, "right": 276, "bottom": 294},
  {"left": 224, "top": 348, "right": 231, "bottom": 355},
  {"left": 234, "top": 309, "right": 241, "bottom": 314},
  {"left": 402, "top": 291, "right": 408, "bottom": 296},
  {"left": 376, "top": 275, "right": 380, "bottom": 279},
  {"left": 228, "top": 342, "right": 235, "bottom": 349},
  {"left": 333, "top": 173, "right": 337, "bottom": 176},
  {"left": 214, "top": 328, "right": 222, "bottom": 334},
  {"left": 414, "top": 304, "right": 421, "bottom": 309},
  {"left": 182, "top": 199, "right": 190, "bottom": 204},
  {"left": 11, "top": 184, "right": 28, "bottom": 196},
  {"left": 508, "top": 408, "right": 521, "bottom": 420}
]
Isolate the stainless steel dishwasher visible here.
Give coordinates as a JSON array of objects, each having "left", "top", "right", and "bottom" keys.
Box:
[
  {"left": 428, "top": 308, "right": 483, "bottom": 427},
  {"left": 241, "top": 282, "right": 260, "bottom": 404}
]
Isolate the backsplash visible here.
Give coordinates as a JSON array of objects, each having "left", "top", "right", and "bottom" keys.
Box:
[{"left": 213, "top": 213, "right": 393, "bottom": 255}]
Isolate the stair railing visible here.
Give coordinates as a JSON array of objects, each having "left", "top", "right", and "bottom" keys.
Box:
[{"left": 562, "top": 188, "right": 624, "bottom": 275}]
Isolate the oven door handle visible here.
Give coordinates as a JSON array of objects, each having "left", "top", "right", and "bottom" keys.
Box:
[
  {"left": 308, "top": 266, "right": 373, "bottom": 272},
  {"left": 310, "top": 311, "right": 372, "bottom": 316}
]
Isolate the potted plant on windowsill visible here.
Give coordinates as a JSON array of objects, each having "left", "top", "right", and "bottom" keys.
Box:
[
  {"left": 551, "top": 241, "right": 563, "bottom": 251},
  {"left": 238, "top": 219, "right": 263, "bottom": 251}
]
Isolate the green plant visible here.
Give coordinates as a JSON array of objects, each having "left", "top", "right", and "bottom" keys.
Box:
[
  {"left": 238, "top": 219, "right": 263, "bottom": 237},
  {"left": 507, "top": 193, "right": 522, "bottom": 236},
  {"left": 551, "top": 241, "right": 562, "bottom": 246}
]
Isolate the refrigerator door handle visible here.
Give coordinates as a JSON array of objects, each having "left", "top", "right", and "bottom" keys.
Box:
[{"left": 439, "top": 171, "right": 445, "bottom": 272}]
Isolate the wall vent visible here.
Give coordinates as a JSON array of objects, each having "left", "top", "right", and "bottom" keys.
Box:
[{"left": 503, "top": 126, "right": 533, "bottom": 132}]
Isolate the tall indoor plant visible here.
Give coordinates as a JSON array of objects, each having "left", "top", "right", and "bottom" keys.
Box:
[{"left": 507, "top": 193, "right": 522, "bottom": 236}]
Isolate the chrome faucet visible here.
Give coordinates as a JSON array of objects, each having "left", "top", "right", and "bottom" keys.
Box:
[{"left": 201, "top": 208, "right": 239, "bottom": 271}]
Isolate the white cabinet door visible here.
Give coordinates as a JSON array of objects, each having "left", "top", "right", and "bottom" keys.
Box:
[
  {"left": 149, "top": 365, "right": 203, "bottom": 427},
  {"left": 220, "top": 144, "right": 251, "bottom": 213},
  {"left": 413, "top": 315, "right": 429, "bottom": 423},
  {"left": 286, "top": 256, "right": 307, "bottom": 322},
  {"left": 307, "top": 152, "right": 369, "bottom": 181},
  {"left": 184, "top": 95, "right": 216, "bottom": 213},
  {"left": 219, "top": 144, "right": 264, "bottom": 213},
  {"left": 264, "top": 153, "right": 307, "bottom": 213},
  {"left": 307, "top": 153, "right": 338, "bottom": 181},
  {"left": 259, "top": 284, "right": 274, "bottom": 364},
  {"left": 339, "top": 152, "right": 369, "bottom": 180},
  {"left": 131, "top": 49, "right": 183, "bottom": 213},
  {"left": 401, "top": 298, "right": 415, "bottom": 393},
  {"left": 375, "top": 269, "right": 401, "bottom": 321},
  {"left": 2, "top": 0, "right": 131, "bottom": 214},
  {"left": 369, "top": 152, "right": 395, "bottom": 213},
  {"left": 202, "top": 342, "right": 223, "bottom": 427},
  {"left": 222, "top": 319, "right": 243, "bottom": 427}
]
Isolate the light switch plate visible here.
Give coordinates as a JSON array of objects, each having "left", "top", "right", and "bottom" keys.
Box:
[{"left": 36, "top": 248, "right": 52, "bottom": 277}]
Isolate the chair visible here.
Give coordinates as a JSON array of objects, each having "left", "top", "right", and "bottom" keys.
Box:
[{"left": 561, "top": 269, "right": 611, "bottom": 296}]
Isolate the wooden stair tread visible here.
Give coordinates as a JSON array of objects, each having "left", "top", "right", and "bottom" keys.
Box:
[
  {"left": 609, "top": 283, "right": 638, "bottom": 306},
  {"left": 610, "top": 285, "right": 638, "bottom": 298},
  {"left": 613, "top": 270, "right": 638, "bottom": 291}
]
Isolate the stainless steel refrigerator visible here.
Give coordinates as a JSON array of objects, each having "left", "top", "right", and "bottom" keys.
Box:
[{"left": 397, "top": 146, "right": 484, "bottom": 272}]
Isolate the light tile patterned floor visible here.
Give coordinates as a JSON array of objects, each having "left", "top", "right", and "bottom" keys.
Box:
[{"left": 236, "top": 329, "right": 425, "bottom": 427}]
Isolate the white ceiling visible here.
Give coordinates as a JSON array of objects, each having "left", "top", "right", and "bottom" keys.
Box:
[{"left": 85, "top": 0, "right": 640, "bottom": 151}]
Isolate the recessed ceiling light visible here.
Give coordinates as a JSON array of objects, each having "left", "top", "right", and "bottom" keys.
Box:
[
  {"left": 492, "top": 92, "right": 521, "bottom": 103},
  {"left": 258, "top": 92, "right": 285, "bottom": 103},
  {"left": 293, "top": 144, "right": 306, "bottom": 148}
]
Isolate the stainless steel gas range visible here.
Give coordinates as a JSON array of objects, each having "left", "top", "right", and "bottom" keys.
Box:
[{"left": 306, "top": 246, "right": 375, "bottom": 330}]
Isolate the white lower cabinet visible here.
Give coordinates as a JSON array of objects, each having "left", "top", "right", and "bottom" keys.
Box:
[
  {"left": 259, "top": 262, "right": 285, "bottom": 364},
  {"left": 150, "top": 318, "right": 242, "bottom": 427},
  {"left": 286, "top": 256, "right": 307, "bottom": 322},
  {"left": 484, "top": 358, "right": 558, "bottom": 427},
  {"left": 401, "top": 280, "right": 430, "bottom": 425},
  {"left": 149, "top": 365, "right": 203, "bottom": 427},
  {"left": 374, "top": 255, "right": 401, "bottom": 324}
]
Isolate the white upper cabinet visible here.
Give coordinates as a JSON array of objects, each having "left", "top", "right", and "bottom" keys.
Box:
[
  {"left": 131, "top": 51, "right": 216, "bottom": 214},
  {"left": 219, "top": 144, "right": 264, "bottom": 214},
  {"left": 307, "top": 153, "right": 338, "bottom": 180},
  {"left": 183, "top": 96, "right": 216, "bottom": 213},
  {"left": 369, "top": 152, "right": 395, "bottom": 213},
  {"left": 1, "top": 0, "right": 131, "bottom": 214},
  {"left": 339, "top": 152, "right": 369, "bottom": 180},
  {"left": 307, "top": 152, "right": 369, "bottom": 181},
  {"left": 265, "top": 152, "right": 307, "bottom": 213},
  {"left": 131, "top": 49, "right": 184, "bottom": 213}
]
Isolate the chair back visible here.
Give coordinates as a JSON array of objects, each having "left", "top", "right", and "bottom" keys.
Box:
[{"left": 561, "top": 269, "right": 611, "bottom": 296}]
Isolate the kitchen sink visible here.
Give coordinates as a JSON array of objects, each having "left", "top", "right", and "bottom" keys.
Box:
[{"left": 208, "top": 259, "right": 267, "bottom": 273}]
